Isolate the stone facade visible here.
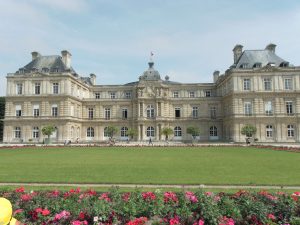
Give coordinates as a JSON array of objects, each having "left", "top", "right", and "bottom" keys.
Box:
[{"left": 3, "top": 44, "right": 300, "bottom": 143}]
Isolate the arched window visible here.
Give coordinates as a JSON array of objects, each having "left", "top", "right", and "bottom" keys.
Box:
[
  {"left": 121, "top": 127, "right": 128, "bottom": 137},
  {"left": 146, "top": 105, "right": 155, "bottom": 118},
  {"left": 146, "top": 127, "right": 155, "bottom": 137},
  {"left": 287, "top": 125, "right": 294, "bottom": 137},
  {"left": 33, "top": 127, "right": 39, "bottom": 138},
  {"left": 266, "top": 125, "right": 273, "bottom": 137},
  {"left": 87, "top": 127, "right": 94, "bottom": 137},
  {"left": 174, "top": 126, "right": 182, "bottom": 137},
  {"left": 104, "top": 127, "right": 109, "bottom": 137},
  {"left": 209, "top": 126, "right": 217, "bottom": 137}
]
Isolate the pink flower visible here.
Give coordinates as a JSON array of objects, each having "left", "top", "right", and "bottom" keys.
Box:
[
  {"left": 122, "top": 192, "right": 131, "bottom": 202},
  {"left": 42, "top": 209, "right": 50, "bottom": 216},
  {"left": 164, "top": 192, "right": 178, "bottom": 203},
  {"left": 126, "top": 217, "right": 148, "bottom": 225},
  {"left": 142, "top": 192, "right": 156, "bottom": 201},
  {"left": 193, "top": 219, "right": 204, "bottom": 225},
  {"left": 54, "top": 210, "right": 70, "bottom": 221},
  {"left": 13, "top": 209, "right": 24, "bottom": 215},
  {"left": 267, "top": 214, "right": 276, "bottom": 220},
  {"left": 72, "top": 220, "right": 88, "bottom": 225},
  {"left": 99, "top": 192, "right": 111, "bottom": 202},
  {"left": 219, "top": 216, "right": 234, "bottom": 225},
  {"left": 21, "top": 194, "right": 32, "bottom": 201},
  {"left": 169, "top": 216, "right": 180, "bottom": 225},
  {"left": 185, "top": 192, "right": 198, "bottom": 203},
  {"left": 292, "top": 192, "right": 300, "bottom": 201}
]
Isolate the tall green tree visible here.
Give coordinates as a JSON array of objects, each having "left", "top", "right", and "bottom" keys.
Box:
[
  {"left": 0, "top": 97, "right": 5, "bottom": 142},
  {"left": 42, "top": 125, "right": 56, "bottom": 139},
  {"left": 186, "top": 126, "right": 200, "bottom": 140},
  {"left": 241, "top": 124, "right": 257, "bottom": 137},
  {"left": 161, "top": 127, "right": 173, "bottom": 141}
]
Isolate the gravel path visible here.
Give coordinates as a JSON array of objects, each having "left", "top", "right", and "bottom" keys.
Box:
[{"left": 0, "top": 182, "right": 299, "bottom": 190}]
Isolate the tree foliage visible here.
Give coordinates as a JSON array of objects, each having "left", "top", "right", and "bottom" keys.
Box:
[
  {"left": 241, "top": 124, "right": 257, "bottom": 137},
  {"left": 161, "top": 127, "right": 173, "bottom": 140},
  {"left": 127, "top": 128, "right": 137, "bottom": 140},
  {"left": 106, "top": 126, "right": 119, "bottom": 138},
  {"left": 186, "top": 126, "right": 200, "bottom": 139},
  {"left": 42, "top": 125, "right": 56, "bottom": 138}
]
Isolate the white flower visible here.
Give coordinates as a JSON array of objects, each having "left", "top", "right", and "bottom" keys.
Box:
[{"left": 93, "top": 216, "right": 99, "bottom": 222}]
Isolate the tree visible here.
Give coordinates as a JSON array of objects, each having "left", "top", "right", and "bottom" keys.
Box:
[
  {"left": 106, "top": 126, "right": 119, "bottom": 139},
  {"left": 241, "top": 124, "right": 257, "bottom": 137},
  {"left": 42, "top": 125, "right": 56, "bottom": 139},
  {"left": 161, "top": 127, "right": 173, "bottom": 141},
  {"left": 127, "top": 128, "right": 137, "bottom": 141},
  {"left": 186, "top": 126, "right": 200, "bottom": 140}
]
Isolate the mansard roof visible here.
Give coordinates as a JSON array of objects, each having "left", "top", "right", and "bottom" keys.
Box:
[
  {"left": 17, "top": 55, "right": 77, "bottom": 74},
  {"left": 235, "top": 49, "right": 288, "bottom": 68},
  {"left": 139, "top": 61, "right": 161, "bottom": 81}
]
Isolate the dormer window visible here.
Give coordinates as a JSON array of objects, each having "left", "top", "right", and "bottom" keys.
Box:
[
  {"left": 52, "top": 67, "right": 59, "bottom": 73},
  {"left": 31, "top": 67, "right": 38, "bottom": 72},
  {"left": 42, "top": 67, "right": 49, "bottom": 73},
  {"left": 19, "top": 68, "right": 25, "bottom": 74},
  {"left": 279, "top": 62, "right": 289, "bottom": 67},
  {"left": 239, "top": 63, "right": 249, "bottom": 69},
  {"left": 253, "top": 63, "right": 262, "bottom": 68}
]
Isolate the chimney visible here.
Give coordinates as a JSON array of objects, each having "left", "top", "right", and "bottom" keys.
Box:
[
  {"left": 265, "top": 43, "right": 276, "bottom": 53},
  {"left": 61, "top": 50, "right": 72, "bottom": 69},
  {"left": 31, "top": 51, "right": 41, "bottom": 61},
  {"left": 90, "top": 73, "right": 96, "bottom": 85},
  {"left": 233, "top": 44, "right": 243, "bottom": 64},
  {"left": 213, "top": 70, "right": 220, "bottom": 83}
]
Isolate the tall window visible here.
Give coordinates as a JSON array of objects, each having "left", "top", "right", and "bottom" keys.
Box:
[
  {"left": 189, "top": 91, "right": 195, "bottom": 98},
  {"left": 53, "top": 83, "right": 59, "bottom": 94},
  {"left": 173, "top": 91, "right": 179, "bottom": 98},
  {"left": 284, "top": 78, "right": 293, "bottom": 90},
  {"left": 110, "top": 92, "right": 116, "bottom": 99},
  {"left": 16, "top": 83, "right": 23, "bottom": 95},
  {"left": 52, "top": 104, "right": 58, "bottom": 117},
  {"left": 287, "top": 125, "right": 294, "bottom": 137},
  {"left": 33, "top": 127, "right": 39, "bottom": 138},
  {"left": 286, "top": 101, "right": 293, "bottom": 115},
  {"left": 33, "top": 104, "right": 40, "bottom": 117},
  {"left": 210, "top": 106, "right": 217, "bottom": 119},
  {"left": 243, "top": 78, "right": 251, "bottom": 90},
  {"left": 263, "top": 78, "right": 272, "bottom": 91},
  {"left": 210, "top": 126, "right": 217, "bottom": 137},
  {"left": 205, "top": 90, "right": 211, "bottom": 97},
  {"left": 175, "top": 107, "right": 181, "bottom": 118},
  {"left": 146, "top": 127, "right": 155, "bottom": 137},
  {"left": 266, "top": 125, "right": 273, "bottom": 138},
  {"left": 264, "top": 101, "right": 273, "bottom": 115},
  {"left": 174, "top": 126, "right": 182, "bottom": 137},
  {"left": 95, "top": 93, "right": 100, "bottom": 99},
  {"left": 192, "top": 107, "right": 198, "bottom": 118},
  {"left": 105, "top": 108, "right": 111, "bottom": 120},
  {"left": 88, "top": 108, "right": 94, "bottom": 119},
  {"left": 87, "top": 127, "right": 94, "bottom": 137},
  {"left": 122, "top": 108, "right": 128, "bottom": 119},
  {"left": 146, "top": 105, "right": 155, "bottom": 118},
  {"left": 244, "top": 102, "right": 252, "bottom": 116},
  {"left": 125, "top": 92, "right": 131, "bottom": 99},
  {"left": 15, "top": 127, "right": 21, "bottom": 138},
  {"left": 15, "top": 105, "right": 22, "bottom": 117},
  {"left": 121, "top": 127, "right": 128, "bottom": 137},
  {"left": 34, "top": 82, "right": 41, "bottom": 95}
]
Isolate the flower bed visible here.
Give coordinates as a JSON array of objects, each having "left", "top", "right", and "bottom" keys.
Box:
[{"left": 1, "top": 187, "right": 300, "bottom": 225}]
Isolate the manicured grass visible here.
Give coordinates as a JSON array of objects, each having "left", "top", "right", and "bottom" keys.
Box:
[{"left": 0, "top": 146, "right": 299, "bottom": 185}]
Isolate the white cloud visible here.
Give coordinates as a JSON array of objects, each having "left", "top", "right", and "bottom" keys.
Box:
[{"left": 30, "top": 0, "right": 88, "bottom": 12}]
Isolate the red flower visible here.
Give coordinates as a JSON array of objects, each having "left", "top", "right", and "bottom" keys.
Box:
[
  {"left": 42, "top": 209, "right": 50, "bottom": 216},
  {"left": 99, "top": 192, "right": 111, "bottom": 202},
  {"left": 164, "top": 192, "right": 178, "bottom": 203},
  {"left": 15, "top": 186, "right": 25, "bottom": 193},
  {"left": 169, "top": 216, "right": 180, "bottom": 225},
  {"left": 126, "top": 217, "right": 148, "bottom": 225},
  {"left": 122, "top": 192, "right": 131, "bottom": 202},
  {"left": 267, "top": 214, "right": 276, "bottom": 220},
  {"left": 78, "top": 212, "right": 85, "bottom": 220},
  {"left": 21, "top": 194, "right": 32, "bottom": 201},
  {"left": 142, "top": 192, "right": 156, "bottom": 201},
  {"left": 292, "top": 192, "right": 300, "bottom": 201}
]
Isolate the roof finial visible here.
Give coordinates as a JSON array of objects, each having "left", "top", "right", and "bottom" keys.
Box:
[{"left": 149, "top": 51, "right": 154, "bottom": 68}]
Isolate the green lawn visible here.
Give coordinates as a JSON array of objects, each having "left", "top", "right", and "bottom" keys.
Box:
[{"left": 0, "top": 146, "right": 299, "bottom": 185}]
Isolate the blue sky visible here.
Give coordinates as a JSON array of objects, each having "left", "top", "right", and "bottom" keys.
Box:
[{"left": 1, "top": 0, "right": 300, "bottom": 96}]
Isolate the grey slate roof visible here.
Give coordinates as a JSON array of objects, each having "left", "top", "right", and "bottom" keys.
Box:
[
  {"left": 235, "top": 50, "right": 288, "bottom": 68},
  {"left": 139, "top": 62, "right": 161, "bottom": 81},
  {"left": 18, "top": 55, "right": 77, "bottom": 74}
]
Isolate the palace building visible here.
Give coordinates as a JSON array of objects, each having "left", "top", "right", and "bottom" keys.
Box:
[{"left": 3, "top": 44, "right": 300, "bottom": 143}]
